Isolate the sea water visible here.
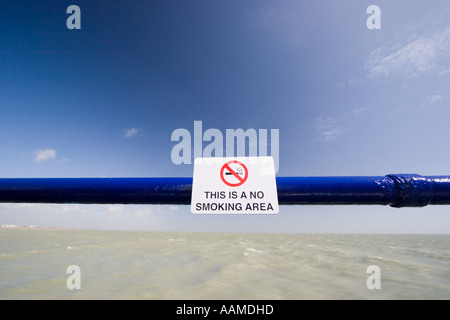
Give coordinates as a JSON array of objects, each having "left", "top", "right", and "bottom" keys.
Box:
[{"left": 0, "top": 229, "right": 449, "bottom": 299}]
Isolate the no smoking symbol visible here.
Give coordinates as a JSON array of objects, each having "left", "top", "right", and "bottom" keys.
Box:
[{"left": 220, "top": 160, "right": 249, "bottom": 187}]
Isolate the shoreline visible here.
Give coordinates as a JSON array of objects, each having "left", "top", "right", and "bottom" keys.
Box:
[{"left": 0, "top": 225, "right": 78, "bottom": 230}]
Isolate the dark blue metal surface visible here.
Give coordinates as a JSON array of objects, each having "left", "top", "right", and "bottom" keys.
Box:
[
  {"left": 0, "top": 178, "right": 192, "bottom": 205},
  {"left": 277, "top": 175, "right": 450, "bottom": 207},
  {"left": 0, "top": 174, "right": 449, "bottom": 207}
]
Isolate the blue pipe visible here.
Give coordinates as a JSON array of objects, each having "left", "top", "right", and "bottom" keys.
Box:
[{"left": 0, "top": 174, "right": 449, "bottom": 207}]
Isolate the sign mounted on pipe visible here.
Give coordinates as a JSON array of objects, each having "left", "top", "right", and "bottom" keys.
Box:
[{"left": 191, "top": 157, "right": 279, "bottom": 214}]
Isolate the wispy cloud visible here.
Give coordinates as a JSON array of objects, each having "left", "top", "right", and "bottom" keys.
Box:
[
  {"left": 365, "top": 27, "right": 450, "bottom": 79},
  {"left": 422, "top": 94, "right": 442, "bottom": 106},
  {"left": 347, "top": 78, "right": 361, "bottom": 86},
  {"left": 315, "top": 107, "right": 371, "bottom": 142},
  {"left": 124, "top": 127, "right": 141, "bottom": 138},
  {"left": 422, "top": 92, "right": 449, "bottom": 107},
  {"left": 337, "top": 78, "right": 362, "bottom": 89},
  {"left": 315, "top": 117, "right": 347, "bottom": 142},
  {"left": 439, "top": 68, "right": 450, "bottom": 77},
  {"left": 34, "top": 149, "right": 56, "bottom": 163}
]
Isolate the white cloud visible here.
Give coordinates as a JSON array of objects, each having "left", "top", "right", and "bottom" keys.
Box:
[
  {"left": 365, "top": 27, "right": 450, "bottom": 79},
  {"left": 316, "top": 127, "right": 347, "bottom": 143},
  {"left": 34, "top": 149, "right": 56, "bottom": 163},
  {"left": 315, "top": 117, "right": 347, "bottom": 142},
  {"left": 348, "top": 78, "right": 361, "bottom": 86},
  {"left": 124, "top": 127, "right": 140, "bottom": 138},
  {"left": 315, "top": 107, "right": 372, "bottom": 143},
  {"left": 422, "top": 93, "right": 449, "bottom": 107},
  {"left": 422, "top": 94, "right": 442, "bottom": 106},
  {"left": 439, "top": 68, "right": 450, "bottom": 77},
  {"left": 337, "top": 78, "right": 362, "bottom": 89}
]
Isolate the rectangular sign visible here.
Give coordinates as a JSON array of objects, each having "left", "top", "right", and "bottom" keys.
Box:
[{"left": 191, "top": 157, "right": 279, "bottom": 214}]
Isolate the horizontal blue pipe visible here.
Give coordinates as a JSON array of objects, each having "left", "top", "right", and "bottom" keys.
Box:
[{"left": 0, "top": 174, "right": 449, "bottom": 207}]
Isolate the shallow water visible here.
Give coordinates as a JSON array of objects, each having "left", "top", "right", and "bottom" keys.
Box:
[{"left": 0, "top": 230, "right": 449, "bottom": 299}]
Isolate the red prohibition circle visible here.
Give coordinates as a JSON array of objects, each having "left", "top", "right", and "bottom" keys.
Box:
[{"left": 220, "top": 160, "right": 248, "bottom": 187}]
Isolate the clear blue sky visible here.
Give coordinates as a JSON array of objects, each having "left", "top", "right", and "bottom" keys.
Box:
[{"left": 1, "top": 0, "right": 450, "bottom": 233}]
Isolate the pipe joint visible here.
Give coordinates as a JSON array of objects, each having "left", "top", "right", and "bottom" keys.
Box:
[{"left": 386, "top": 174, "right": 433, "bottom": 208}]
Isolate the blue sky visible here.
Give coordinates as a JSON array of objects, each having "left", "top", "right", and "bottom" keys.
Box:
[{"left": 1, "top": 0, "right": 450, "bottom": 233}]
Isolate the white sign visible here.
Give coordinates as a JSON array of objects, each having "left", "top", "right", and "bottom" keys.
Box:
[{"left": 191, "top": 157, "right": 279, "bottom": 214}]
